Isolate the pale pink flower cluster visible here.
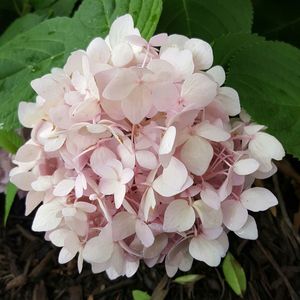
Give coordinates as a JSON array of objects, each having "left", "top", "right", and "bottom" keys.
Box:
[{"left": 10, "top": 15, "right": 285, "bottom": 278}]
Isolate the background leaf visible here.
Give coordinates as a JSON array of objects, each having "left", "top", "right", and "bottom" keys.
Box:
[
  {"left": 4, "top": 183, "right": 18, "bottom": 225},
  {"left": 0, "top": 130, "right": 23, "bottom": 153},
  {"left": 0, "top": 0, "right": 162, "bottom": 130},
  {"left": 173, "top": 274, "right": 205, "bottom": 285},
  {"left": 212, "top": 33, "right": 265, "bottom": 66},
  {"left": 132, "top": 290, "right": 151, "bottom": 300},
  {"left": 157, "top": 0, "right": 253, "bottom": 42},
  {"left": 222, "top": 252, "right": 246, "bottom": 297},
  {"left": 0, "top": 13, "right": 46, "bottom": 46},
  {"left": 226, "top": 41, "right": 300, "bottom": 158}
]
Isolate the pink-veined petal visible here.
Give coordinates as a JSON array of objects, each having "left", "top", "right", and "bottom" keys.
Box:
[
  {"left": 135, "top": 219, "right": 155, "bottom": 247},
  {"left": 217, "top": 87, "right": 240, "bottom": 116},
  {"left": 193, "top": 200, "right": 222, "bottom": 229},
  {"left": 221, "top": 199, "right": 248, "bottom": 231},
  {"left": 136, "top": 150, "right": 158, "bottom": 170},
  {"left": 181, "top": 73, "right": 217, "bottom": 108},
  {"left": 180, "top": 136, "right": 213, "bottom": 176},
  {"left": 112, "top": 211, "right": 136, "bottom": 241},
  {"left": 163, "top": 200, "right": 195, "bottom": 232}
]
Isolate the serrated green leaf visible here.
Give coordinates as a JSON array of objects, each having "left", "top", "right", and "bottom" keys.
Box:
[
  {"left": 0, "top": 0, "right": 162, "bottom": 130},
  {"left": 35, "top": 0, "right": 78, "bottom": 17},
  {"left": 212, "top": 33, "right": 265, "bottom": 66},
  {"left": 222, "top": 252, "right": 246, "bottom": 297},
  {"left": 173, "top": 274, "right": 205, "bottom": 285},
  {"left": 0, "top": 13, "right": 46, "bottom": 46},
  {"left": 0, "top": 129, "right": 23, "bottom": 153},
  {"left": 157, "top": 0, "right": 253, "bottom": 42},
  {"left": 132, "top": 290, "right": 151, "bottom": 300},
  {"left": 226, "top": 41, "right": 300, "bottom": 159},
  {"left": 4, "top": 183, "right": 18, "bottom": 225}
]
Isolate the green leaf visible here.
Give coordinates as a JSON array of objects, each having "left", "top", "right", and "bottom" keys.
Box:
[
  {"left": 226, "top": 41, "right": 300, "bottom": 159},
  {"left": 4, "top": 183, "right": 18, "bottom": 225},
  {"left": 212, "top": 33, "right": 265, "bottom": 66},
  {"left": 173, "top": 274, "right": 205, "bottom": 285},
  {"left": 222, "top": 252, "right": 246, "bottom": 297},
  {"left": 157, "top": 0, "right": 253, "bottom": 42},
  {"left": 132, "top": 290, "right": 151, "bottom": 300},
  {"left": 35, "top": 0, "right": 79, "bottom": 17},
  {"left": 0, "top": 0, "right": 162, "bottom": 130},
  {"left": 0, "top": 13, "right": 46, "bottom": 46},
  {"left": 0, "top": 129, "right": 23, "bottom": 153}
]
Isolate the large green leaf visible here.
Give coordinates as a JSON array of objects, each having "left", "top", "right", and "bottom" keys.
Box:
[
  {"left": 0, "top": 13, "right": 46, "bottom": 46},
  {"left": 4, "top": 183, "right": 18, "bottom": 225},
  {"left": 212, "top": 33, "right": 265, "bottom": 66},
  {"left": 0, "top": 0, "right": 162, "bottom": 130},
  {"left": 226, "top": 41, "right": 300, "bottom": 158},
  {"left": 157, "top": 0, "right": 253, "bottom": 42},
  {"left": 0, "top": 129, "right": 23, "bottom": 153},
  {"left": 222, "top": 252, "right": 246, "bottom": 297}
]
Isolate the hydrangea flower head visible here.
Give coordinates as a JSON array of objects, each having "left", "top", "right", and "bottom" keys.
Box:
[{"left": 10, "top": 14, "right": 285, "bottom": 278}]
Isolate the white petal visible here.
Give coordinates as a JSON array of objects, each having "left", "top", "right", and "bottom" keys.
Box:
[
  {"left": 195, "top": 121, "right": 230, "bottom": 142},
  {"left": 159, "top": 126, "right": 176, "bottom": 155},
  {"left": 193, "top": 200, "right": 222, "bottom": 229},
  {"left": 32, "top": 201, "right": 63, "bottom": 232},
  {"left": 111, "top": 42, "right": 134, "bottom": 67},
  {"left": 25, "top": 191, "right": 43, "bottom": 216},
  {"left": 18, "top": 102, "right": 43, "bottom": 128},
  {"left": 182, "top": 73, "right": 217, "bottom": 108},
  {"left": 53, "top": 179, "right": 75, "bottom": 197},
  {"left": 10, "top": 172, "right": 36, "bottom": 191},
  {"left": 135, "top": 220, "right": 155, "bottom": 247},
  {"left": 82, "top": 224, "right": 113, "bottom": 263},
  {"left": 136, "top": 150, "right": 158, "bottom": 169},
  {"left": 206, "top": 65, "right": 225, "bottom": 86},
  {"left": 240, "top": 187, "right": 278, "bottom": 212},
  {"left": 160, "top": 48, "right": 194, "bottom": 80},
  {"left": 249, "top": 132, "right": 285, "bottom": 169},
  {"left": 233, "top": 158, "right": 259, "bottom": 175},
  {"left": 234, "top": 215, "right": 258, "bottom": 240},
  {"left": 31, "top": 176, "right": 52, "bottom": 192},
  {"left": 15, "top": 144, "right": 41, "bottom": 163},
  {"left": 109, "top": 14, "right": 139, "bottom": 48},
  {"left": 163, "top": 200, "right": 195, "bottom": 232},
  {"left": 152, "top": 156, "right": 190, "bottom": 197},
  {"left": 200, "top": 187, "right": 221, "bottom": 210},
  {"left": 217, "top": 87, "right": 240, "bottom": 116},
  {"left": 103, "top": 68, "right": 137, "bottom": 100},
  {"left": 189, "top": 235, "right": 225, "bottom": 267},
  {"left": 184, "top": 38, "right": 213, "bottom": 70},
  {"left": 143, "top": 234, "right": 168, "bottom": 259},
  {"left": 87, "top": 37, "right": 110, "bottom": 64},
  {"left": 49, "top": 228, "right": 70, "bottom": 247},
  {"left": 90, "top": 147, "right": 116, "bottom": 176},
  {"left": 221, "top": 199, "right": 248, "bottom": 231},
  {"left": 112, "top": 211, "right": 136, "bottom": 241},
  {"left": 44, "top": 135, "right": 66, "bottom": 152},
  {"left": 143, "top": 187, "right": 156, "bottom": 221},
  {"left": 180, "top": 136, "right": 213, "bottom": 176}
]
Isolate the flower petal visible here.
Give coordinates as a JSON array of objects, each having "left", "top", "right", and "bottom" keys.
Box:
[
  {"left": 240, "top": 187, "right": 278, "bottom": 212},
  {"left": 163, "top": 200, "right": 195, "bottom": 232}
]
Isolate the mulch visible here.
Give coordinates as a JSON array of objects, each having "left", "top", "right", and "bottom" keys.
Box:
[{"left": 1, "top": 157, "right": 300, "bottom": 300}]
